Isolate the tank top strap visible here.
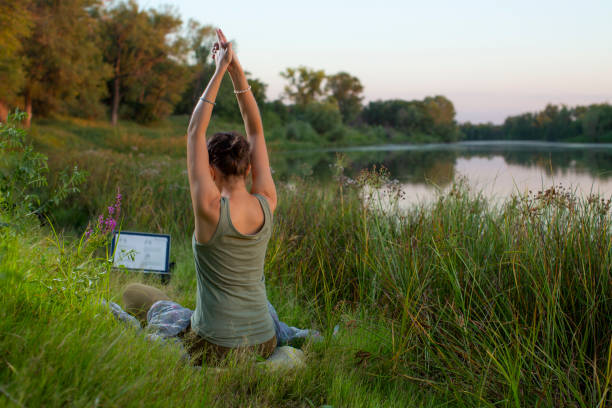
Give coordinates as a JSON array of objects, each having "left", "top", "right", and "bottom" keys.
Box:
[{"left": 254, "top": 194, "right": 273, "bottom": 225}]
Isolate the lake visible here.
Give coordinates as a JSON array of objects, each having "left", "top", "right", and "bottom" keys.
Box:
[{"left": 271, "top": 141, "right": 612, "bottom": 206}]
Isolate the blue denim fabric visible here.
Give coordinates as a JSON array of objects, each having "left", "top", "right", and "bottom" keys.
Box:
[
  {"left": 267, "top": 302, "right": 321, "bottom": 346},
  {"left": 103, "top": 299, "right": 141, "bottom": 330},
  {"left": 146, "top": 300, "right": 193, "bottom": 341},
  {"left": 104, "top": 299, "right": 320, "bottom": 346}
]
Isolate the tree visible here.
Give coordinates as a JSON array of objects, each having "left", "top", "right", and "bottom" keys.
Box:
[
  {"left": 19, "top": 0, "right": 109, "bottom": 126},
  {"left": 325, "top": 72, "right": 363, "bottom": 123},
  {"left": 459, "top": 122, "right": 504, "bottom": 141},
  {"left": 122, "top": 57, "right": 190, "bottom": 123},
  {"left": 280, "top": 66, "right": 326, "bottom": 106},
  {"left": 396, "top": 103, "right": 427, "bottom": 132},
  {"left": 0, "top": 0, "right": 32, "bottom": 121},
  {"left": 362, "top": 100, "right": 405, "bottom": 127},
  {"left": 294, "top": 102, "right": 342, "bottom": 134},
  {"left": 173, "top": 20, "right": 215, "bottom": 115},
  {"left": 100, "top": 1, "right": 186, "bottom": 125},
  {"left": 423, "top": 96, "right": 457, "bottom": 141},
  {"left": 362, "top": 99, "right": 428, "bottom": 132},
  {"left": 504, "top": 113, "right": 535, "bottom": 140},
  {"left": 582, "top": 104, "right": 612, "bottom": 142},
  {"left": 361, "top": 97, "right": 459, "bottom": 142}
]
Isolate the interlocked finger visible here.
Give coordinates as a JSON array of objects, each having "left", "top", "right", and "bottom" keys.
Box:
[{"left": 218, "top": 29, "right": 229, "bottom": 47}]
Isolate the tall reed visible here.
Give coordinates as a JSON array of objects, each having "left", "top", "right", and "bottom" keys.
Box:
[{"left": 268, "top": 175, "right": 611, "bottom": 406}]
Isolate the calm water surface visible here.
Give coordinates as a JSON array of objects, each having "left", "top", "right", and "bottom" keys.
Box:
[{"left": 271, "top": 141, "right": 612, "bottom": 206}]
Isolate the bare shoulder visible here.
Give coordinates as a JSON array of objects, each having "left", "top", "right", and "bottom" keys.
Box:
[{"left": 194, "top": 196, "right": 221, "bottom": 244}]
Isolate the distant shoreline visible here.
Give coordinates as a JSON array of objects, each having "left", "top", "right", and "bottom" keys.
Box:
[{"left": 279, "top": 139, "right": 612, "bottom": 154}]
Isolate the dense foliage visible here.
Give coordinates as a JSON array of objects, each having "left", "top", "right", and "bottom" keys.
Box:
[
  {"left": 0, "top": 112, "right": 86, "bottom": 217},
  {"left": 362, "top": 96, "right": 460, "bottom": 142},
  {"left": 461, "top": 103, "right": 612, "bottom": 143},
  {"left": 0, "top": 0, "right": 462, "bottom": 144}
]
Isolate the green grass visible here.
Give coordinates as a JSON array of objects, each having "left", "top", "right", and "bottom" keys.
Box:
[
  {"left": 30, "top": 115, "right": 234, "bottom": 157},
  {"left": 1, "top": 119, "right": 611, "bottom": 407},
  {"left": 28, "top": 115, "right": 427, "bottom": 158},
  {"left": 0, "top": 216, "right": 439, "bottom": 407}
]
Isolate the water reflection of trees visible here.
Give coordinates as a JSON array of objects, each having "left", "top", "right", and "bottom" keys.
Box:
[
  {"left": 459, "top": 148, "right": 612, "bottom": 179},
  {"left": 271, "top": 144, "right": 612, "bottom": 186},
  {"left": 271, "top": 149, "right": 457, "bottom": 187}
]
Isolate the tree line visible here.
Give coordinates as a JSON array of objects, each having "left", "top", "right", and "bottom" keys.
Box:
[
  {"left": 461, "top": 103, "right": 612, "bottom": 143},
  {"left": 0, "top": 0, "right": 462, "bottom": 144},
  {"left": 1, "top": 0, "right": 198, "bottom": 127},
  {"left": 5, "top": 0, "right": 608, "bottom": 144}
]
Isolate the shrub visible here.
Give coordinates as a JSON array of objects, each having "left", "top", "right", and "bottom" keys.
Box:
[
  {"left": 0, "top": 111, "right": 86, "bottom": 218},
  {"left": 285, "top": 120, "right": 320, "bottom": 143},
  {"left": 262, "top": 110, "right": 282, "bottom": 130},
  {"left": 323, "top": 125, "right": 346, "bottom": 143},
  {"left": 294, "top": 102, "right": 342, "bottom": 134}
]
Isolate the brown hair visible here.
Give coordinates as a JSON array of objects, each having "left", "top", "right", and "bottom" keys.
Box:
[{"left": 207, "top": 132, "right": 251, "bottom": 177}]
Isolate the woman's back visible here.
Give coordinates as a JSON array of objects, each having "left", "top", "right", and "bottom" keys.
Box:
[
  {"left": 227, "top": 192, "right": 266, "bottom": 235},
  {"left": 190, "top": 194, "right": 275, "bottom": 347},
  {"left": 186, "top": 28, "right": 278, "bottom": 357}
]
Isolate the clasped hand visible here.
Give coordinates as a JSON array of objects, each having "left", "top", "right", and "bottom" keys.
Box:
[{"left": 211, "top": 28, "right": 234, "bottom": 72}]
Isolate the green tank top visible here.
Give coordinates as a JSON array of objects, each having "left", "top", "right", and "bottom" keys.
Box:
[{"left": 190, "top": 194, "right": 275, "bottom": 347}]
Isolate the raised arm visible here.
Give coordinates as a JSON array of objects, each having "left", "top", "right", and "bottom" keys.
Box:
[
  {"left": 186, "top": 37, "right": 232, "bottom": 242},
  {"left": 218, "top": 29, "right": 277, "bottom": 212}
]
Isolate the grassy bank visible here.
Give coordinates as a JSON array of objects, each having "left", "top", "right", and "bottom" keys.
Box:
[
  {"left": 28, "top": 115, "right": 326, "bottom": 157},
  {"left": 1, "top": 119, "right": 611, "bottom": 406},
  {"left": 29, "top": 115, "right": 430, "bottom": 158}
]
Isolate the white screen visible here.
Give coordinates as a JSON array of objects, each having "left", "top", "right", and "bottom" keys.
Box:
[{"left": 112, "top": 233, "right": 169, "bottom": 272}]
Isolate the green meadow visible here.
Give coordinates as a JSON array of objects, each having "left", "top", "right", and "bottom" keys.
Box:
[{"left": 1, "top": 116, "right": 611, "bottom": 407}]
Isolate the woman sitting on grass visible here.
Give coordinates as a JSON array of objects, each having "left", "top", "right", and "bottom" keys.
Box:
[
  {"left": 122, "top": 29, "right": 281, "bottom": 365},
  {"left": 182, "top": 28, "right": 277, "bottom": 364}
]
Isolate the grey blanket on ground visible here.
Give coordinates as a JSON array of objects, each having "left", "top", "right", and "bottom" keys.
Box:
[{"left": 104, "top": 299, "right": 320, "bottom": 346}]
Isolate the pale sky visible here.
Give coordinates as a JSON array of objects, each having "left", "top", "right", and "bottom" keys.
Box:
[{"left": 144, "top": 0, "right": 612, "bottom": 123}]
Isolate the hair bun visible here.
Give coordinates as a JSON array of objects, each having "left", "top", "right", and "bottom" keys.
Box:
[{"left": 207, "top": 131, "right": 251, "bottom": 177}]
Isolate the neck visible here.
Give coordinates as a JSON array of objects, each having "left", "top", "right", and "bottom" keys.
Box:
[{"left": 218, "top": 177, "right": 248, "bottom": 197}]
